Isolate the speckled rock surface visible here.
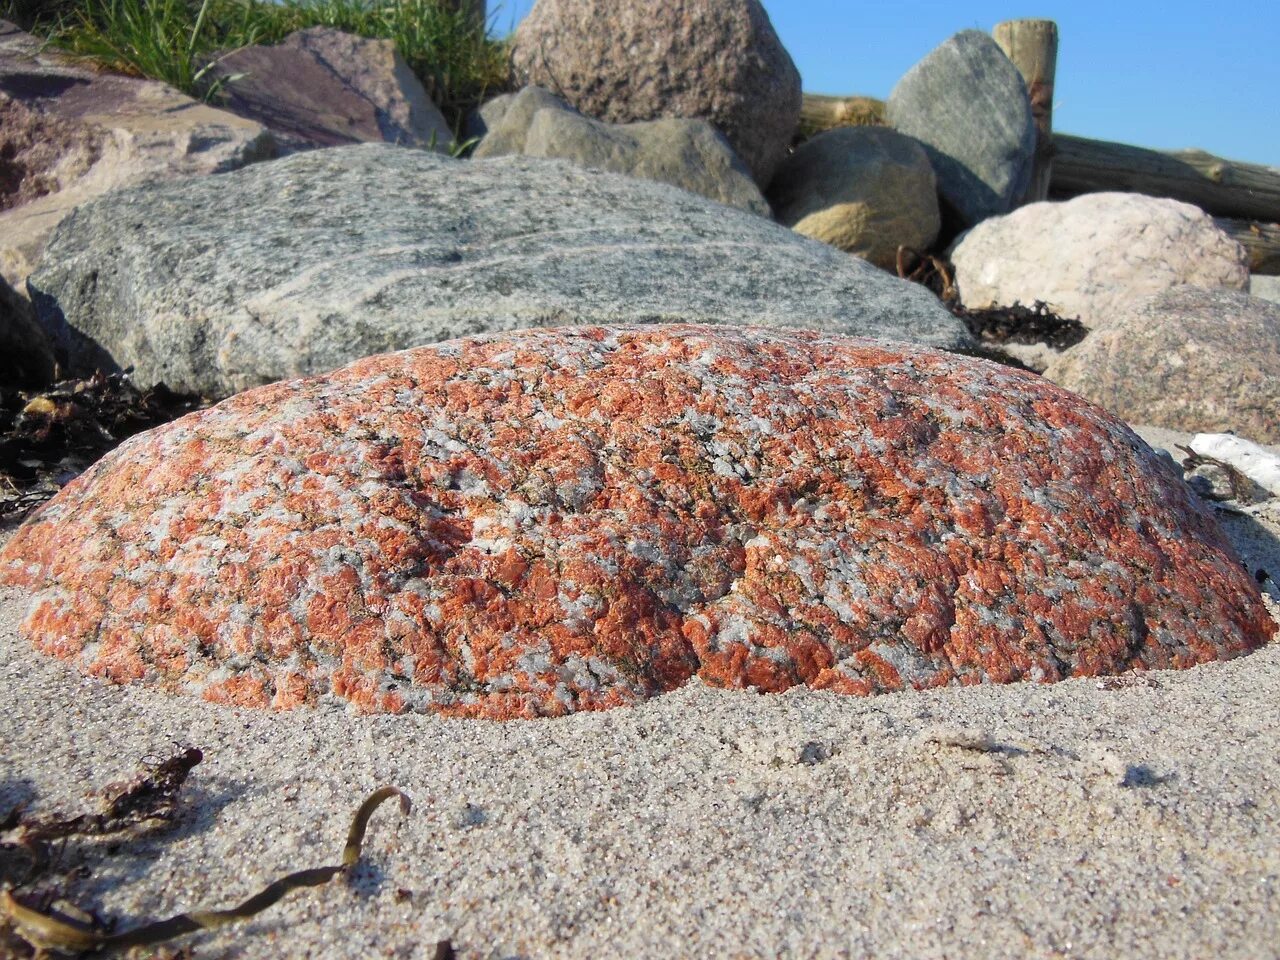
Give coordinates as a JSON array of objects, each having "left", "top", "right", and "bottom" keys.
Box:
[
  {"left": 472, "top": 87, "right": 769, "bottom": 216},
  {"left": 885, "top": 30, "right": 1034, "bottom": 226},
  {"left": 2, "top": 325, "right": 1270, "bottom": 719},
  {"left": 509, "top": 0, "right": 800, "bottom": 185},
  {"left": 950, "top": 193, "right": 1250, "bottom": 329},
  {"left": 1044, "top": 288, "right": 1280, "bottom": 443},
  {"left": 28, "top": 143, "right": 967, "bottom": 398}
]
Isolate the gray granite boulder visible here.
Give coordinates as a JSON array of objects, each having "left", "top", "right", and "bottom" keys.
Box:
[
  {"left": 29, "top": 144, "right": 969, "bottom": 398},
  {"left": 0, "top": 20, "right": 274, "bottom": 294},
  {"left": 886, "top": 30, "right": 1034, "bottom": 226},
  {"left": 473, "top": 87, "right": 768, "bottom": 215},
  {"left": 1043, "top": 288, "right": 1280, "bottom": 444},
  {"left": 509, "top": 0, "right": 800, "bottom": 186},
  {"left": 767, "top": 126, "right": 939, "bottom": 269},
  {"left": 202, "top": 27, "right": 454, "bottom": 154}
]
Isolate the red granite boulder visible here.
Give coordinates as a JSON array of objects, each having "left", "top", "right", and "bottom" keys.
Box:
[{"left": 1, "top": 326, "right": 1271, "bottom": 718}]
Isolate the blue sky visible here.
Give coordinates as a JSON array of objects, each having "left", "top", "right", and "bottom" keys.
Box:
[{"left": 491, "top": 1, "right": 1278, "bottom": 167}]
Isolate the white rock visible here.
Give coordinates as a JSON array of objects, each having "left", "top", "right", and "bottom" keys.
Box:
[{"left": 950, "top": 192, "right": 1249, "bottom": 329}]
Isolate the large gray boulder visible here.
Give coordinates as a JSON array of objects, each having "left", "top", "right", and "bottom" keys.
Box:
[
  {"left": 29, "top": 145, "right": 969, "bottom": 399},
  {"left": 1043, "top": 288, "right": 1280, "bottom": 444},
  {"left": 886, "top": 30, "right": 1035, "bottom": 226},
  {"left": 767, "top": 126, "right": 940, "bottom": 269},
  {"left": 473, "top": 87, "right": 769, "bottom": 215},
  {"left": 0, "top": 20, "right": 274, "bottom": 294},
  {"left": 509, "top": 0, "right": 800, "bottom": 186},
  {"left": 202, "top": 27, "right": 454, "bottom": 154}
]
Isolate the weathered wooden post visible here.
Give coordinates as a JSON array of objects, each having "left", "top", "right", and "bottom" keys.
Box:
[{"left": 993, "top": 18, "right": 1059, "bottom": 205}]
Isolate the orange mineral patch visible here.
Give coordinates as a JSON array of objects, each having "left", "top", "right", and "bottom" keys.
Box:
[{"left": 0, "top": 325, "right": 1272, "bottom": 718}]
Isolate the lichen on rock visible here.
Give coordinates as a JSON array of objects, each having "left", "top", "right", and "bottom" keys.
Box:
[{"left": 1, "top": 325, "right": 1271, "bottom": 719}]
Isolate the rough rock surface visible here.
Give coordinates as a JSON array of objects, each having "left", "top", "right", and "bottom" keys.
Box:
[
  {"left": 202, "top": 27, "right": 453, "bottom": 154},
  {"left": 951, "top": 193, "right": 1251, "bottom": 329},
  {"left": 509, "top": 0, "right": 800, "bottom": 186},
  {"left": 473, "top": 87, "right": 768, "bottom": 215},
  {"left": 0, "top": 20, "right": 274, "bottom": 292},
  {"left": 1251, "top": 274, "right": 1280, "bottom": 305},
  {"left": 1044, "top": 288, "right": 1280, "bottom": 443},
  {"left": 1, "top": 325, "right": 1271, "bottom": 719},
  {"left": 767, "top": 126, "right": 940, "bottom": 269},
  {"left": 28, "top": 143, "right": 967, "bottom": 398},
  {"left": 0, "top": 273, "right": 53, "bottom": 386},
  {"left": 886, "top": 30, "right": 1035, "bottom": 226}
]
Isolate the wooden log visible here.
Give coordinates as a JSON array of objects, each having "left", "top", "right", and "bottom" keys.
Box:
[
  {"left": 993, "top": 19, "right": 1058, "bottom": 205},
  {"left": 798, "top": 93, "right": 885, "bottom": 140},
  {"left": 1051, "top": 134, "right": 1280, "bottom": 223},
  {"left": 1216, "top": 217, "right": 1280, "bottom": 275}
]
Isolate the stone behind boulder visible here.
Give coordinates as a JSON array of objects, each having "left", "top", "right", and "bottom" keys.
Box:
[
  {"left": 951, "top": 193, "right": 1250, "bottom": 329},
  {"left": 473, "top": 86, "right": 769, "bottom": 215},
  {"left": 0, "top": 20, "right": 275, "bottom": 293},
  {"left": 2, "top": 325, "right": 1270, "bottom": 718},
  {"left": 886, "top": 29, "right": 1035, "bottom": 227},
  {"left": 202, "top": 27, "right": 454, "bottom": 154},
  {"left": 1251, "top": 274, "right": 1280, "bottom": 305},
  {"left": 29, "top": 144, "right": 969, "bottom": 399},
  {"left": 1043, "top": 288, "right": 1280, "bottom": 444},
  {"left": 767, "top": 126, "right": 940, "bottom": 269},
  {"left": 510, "top": 0, "right": 800, "bottom": 186},
  {"left": 0, "top": 274, "right": 54, "bottom": 386}
]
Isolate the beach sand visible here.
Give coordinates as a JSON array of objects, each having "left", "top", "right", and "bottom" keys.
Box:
[{"left": 2, "top": 425, "right": 1278, "bottom": 959}]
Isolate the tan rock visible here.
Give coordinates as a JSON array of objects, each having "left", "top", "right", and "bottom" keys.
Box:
[
  {"left": 767, "top": 126, "right": 939, "bottom": 269},
  {"left": 1044, "top": 287, "right": 1280, "bottom": 443},
  {"left": 950, "top": 192, "right": 1249, "bottom": 329},
  {"left": 0, "top": 20, "right": 275, "bottom": 292}
]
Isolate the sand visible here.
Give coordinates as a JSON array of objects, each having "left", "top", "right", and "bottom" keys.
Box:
[{"left": 2, "top": 425, "right": 1279, "bottom": 959}]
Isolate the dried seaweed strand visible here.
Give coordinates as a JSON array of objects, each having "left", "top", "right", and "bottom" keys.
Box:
[{"left": 2, "top": 786, "right": 411, "bottom": 955}]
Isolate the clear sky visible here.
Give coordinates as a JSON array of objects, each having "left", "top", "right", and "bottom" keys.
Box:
[{"left": 491, "top": 0, "right": 1278, "bottom": 167}]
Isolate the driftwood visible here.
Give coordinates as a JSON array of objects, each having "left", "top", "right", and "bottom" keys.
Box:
[
  {"left": 993, "top": 19, "right": 1058, "bottom": 205},
  {"left": 798, "top": 93, "right": 885, "bottom": 139},
  {"left": 1050, "top": 133, "right": 1280, "bottom": 223},
  {"left": 1215, "top": 217, "right": 1280, "bottom": 274}
]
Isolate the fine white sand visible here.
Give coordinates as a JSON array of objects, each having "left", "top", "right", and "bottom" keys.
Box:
[{"left": 2, "top": 426, "right": 1278, "bottom": 959}]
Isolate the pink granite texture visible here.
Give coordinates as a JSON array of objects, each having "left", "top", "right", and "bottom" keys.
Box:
[{"left": 1, "top": 325, "right": 1272, "bottom": 718}]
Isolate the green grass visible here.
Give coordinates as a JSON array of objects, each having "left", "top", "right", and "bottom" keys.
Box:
[{"left": 5, "top": 0, "right": 512, "bottom": 135}]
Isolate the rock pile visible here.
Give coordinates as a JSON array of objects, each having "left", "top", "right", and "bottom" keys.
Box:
[{"left": 2, "top": 326, "right": 1271, "bottom": 718}]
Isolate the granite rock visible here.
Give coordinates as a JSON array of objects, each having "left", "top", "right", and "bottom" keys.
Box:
[
  {"left": 886, "top": 30, "right": 1035, "bottom": 226},
  {"left": 1043, "top": 287, "right": 1280, "bottom": 443},
  {"left": 202, "top": 27, "right": 454, "bottom": 154},
  {"left": 473, "top": 86, "right": 768, "bottom": 215},
  {"left": 767, "top": 126, "right": 940, "bottom": 269},
  {"left": 509, "top": 0, "right": 800, "bottom": 185},
  {"left": 1251, "top": 274, "right": 1280, "bottom": 305},
  {"left": 951, "top": 193, "right": 1250, "bottom": 329},
  {"left": 29, "top": 143, "right": 968, "bottom": 398},
  {"left": 2, "top": 325, "right": 1270, "bottom": 718},
  {"left": 0, "top": 20, "right": 275, "bottom": 292}
]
